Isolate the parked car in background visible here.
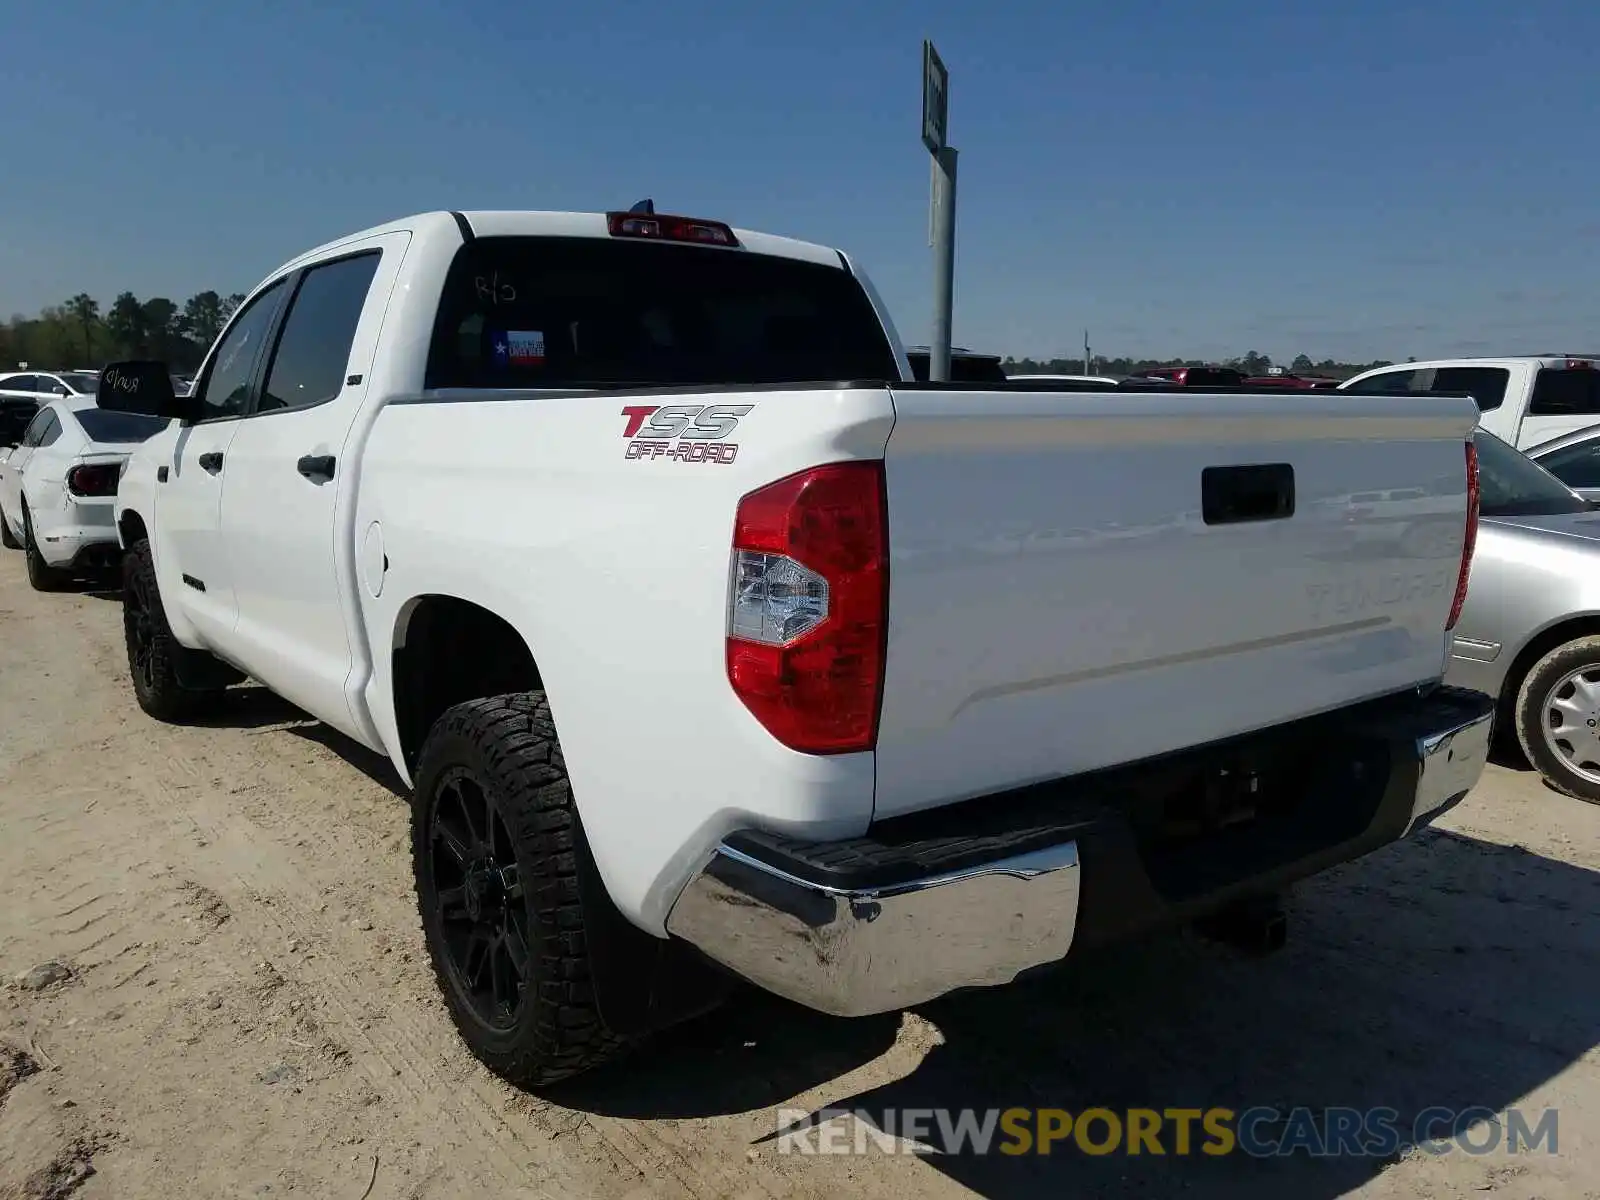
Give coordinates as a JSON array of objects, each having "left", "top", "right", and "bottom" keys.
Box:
[
  {"left": 903, "top": 345, "right": 1008, "bottom": 383},
  {"left": 0, "top": 395, "right": 168, "bottom": 589},
  {"left": 0, "top": 397, "right": 36, "bottom": 447},
  {"left": 1008, "top": 373, "right": 1122, "bottom": 386},
  {"left": 1123, "top": 365, "right": 1246, "bottom": 388},
  {"left": 0, "top": 371, "right": 103, "bottom": 451},
  {"left": 1447, "top": 428, "right": 1600, "bottom": 804},
  {"left": 1341, "top": 355, "right": 1600, "bottom": 449},
  {"left": 0, "top": 370, "right": 103, "bottom": 402},
  {"left": 1243, "top": 372, "right": 1340, "bottom": 390},
  {"left": 1524, "top": 425, "right": 1600, "bottom": 501}
]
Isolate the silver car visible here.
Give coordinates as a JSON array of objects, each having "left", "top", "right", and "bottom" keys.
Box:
[
  {"left": 1525, "top": 423, "right": 1600, "bottom": 502},
  {"left": 1447, "top": 429, "right": 1600, "bottom": 803}
]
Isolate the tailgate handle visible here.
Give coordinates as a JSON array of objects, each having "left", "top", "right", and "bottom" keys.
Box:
[{"left": 1202, "top": 463, "right": 1295, "bottom": 525}]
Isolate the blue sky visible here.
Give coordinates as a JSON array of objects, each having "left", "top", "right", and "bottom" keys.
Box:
[{"left": 3, "top": 0, "right": 1598, "bottom": 364}]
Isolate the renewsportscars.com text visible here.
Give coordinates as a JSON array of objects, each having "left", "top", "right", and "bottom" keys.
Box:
[{"left": 773, "top": 1105, "right": 1559, "bottom": 1158}]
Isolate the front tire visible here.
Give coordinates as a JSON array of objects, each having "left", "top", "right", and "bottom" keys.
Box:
[
  {"left": 412, "top": 692, "right": 629, "bottom": 1087},
  {"left": 122, "top": 538, "right": 215, "bottom": 721},
  {"left": 0, "top": 504, "right": 19, "bottom": 550},
  {"left": 22, "top": 505, "right": 69, "bottom": 591},
  {"left": 1515, "top": 635, "right": 1600, "bottom": 805}
]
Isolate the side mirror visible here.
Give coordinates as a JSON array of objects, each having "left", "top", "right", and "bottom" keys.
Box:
[{"left": 96, "top": 361, "right": 187, "bottom": 421}]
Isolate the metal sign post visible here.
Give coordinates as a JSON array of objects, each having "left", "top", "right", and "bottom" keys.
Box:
[{"left": 922, "top": 39, "right": 957, "bottom": 383}]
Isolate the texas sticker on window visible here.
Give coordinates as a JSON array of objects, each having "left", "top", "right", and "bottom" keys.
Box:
[{"left": 492, "top": 330, "right": 546, "bottom": 367}]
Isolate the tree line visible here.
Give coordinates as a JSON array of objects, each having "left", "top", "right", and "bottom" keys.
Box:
[
  {"left": 4, "top": 290, "right": 1404, "bottom": 383},
  {"left": 0, "top": 291, "right": 248, "bottom": 374},
  {"left": 1003, "top": 351, "right": 1402, "bottom": 380}
]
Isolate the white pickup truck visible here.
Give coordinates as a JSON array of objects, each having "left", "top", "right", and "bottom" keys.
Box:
[
  {"left": 95, "top": 207, "right": 1495, "bottom": 1086},
  {"left": 1342, "top": 354, "right": 1600, "bottom": 449}
]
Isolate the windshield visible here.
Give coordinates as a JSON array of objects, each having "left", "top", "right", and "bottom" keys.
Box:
[
  {"left": 75, "top": 408, "right": 169, "bottom": 444},
  {"left": 425, "top": 236, "right": 898, "bottom": 389},
  {"left": 1475, "top": 429, "right": 1590, "bottom": 517},
  {"left": 59, "top": 373, "right": 100, "bottom": 394}
]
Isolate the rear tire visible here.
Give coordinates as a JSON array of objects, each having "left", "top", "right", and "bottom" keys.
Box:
[
  {"left": 0, "top": 504, "right": 19, "bottom": 550},
  {"left": 122, "top": 538, "right": 218, "bottom": 721},
  {"left": 1515, "top": 635, "right": 1600, "bottom": 805},
  {"left": 22, "top": 505, "right": 69, "bottom": 591},
  {"left": 412, "top": 692, "right": 630, "bottom": 1088}
]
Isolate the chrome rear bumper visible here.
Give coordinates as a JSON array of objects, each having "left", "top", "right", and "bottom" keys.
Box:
[
  {"left": 665, "top": 840, "right": 1081, "bottom": 1017},
  {"left": 1403, "top": 694, "right": 1495, "bottom": 834},
  {"left": 665, "top": 685, "right": 1494, "bottom": 1017}
]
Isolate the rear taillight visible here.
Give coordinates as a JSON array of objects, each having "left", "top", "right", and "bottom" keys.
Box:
[
  {"left": 606, "top": 211, "right": 740, "bottom": 247},
  {"left": 66, "top": 463, "right": 120, "bottom": 497},
  {"left": 726, "top": 462, "right": 888, "bottom": 754},
  {"left": 1446, "top": 440, "right": 1479, "bottom": 632}
]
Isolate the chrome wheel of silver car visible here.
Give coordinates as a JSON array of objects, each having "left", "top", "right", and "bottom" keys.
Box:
[
  {"left": 1540, "top": 665, "right": 1600, "bottom": 784},
  {"left": 1516, "top": 635, "right": 1600, "bottom": 805}
]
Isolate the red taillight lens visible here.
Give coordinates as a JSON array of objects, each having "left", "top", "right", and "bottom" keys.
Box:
[
  {"left": 66, "top": 463, "right": 120, "bottom": 497},
  {"left": 726, "top": 462, "right": 888, "bottom": 754},
  {"left": 1446, "top": 440, "right": 1479, "bottom": 632},
  {"left": 606, "top": 211, "right": 740, "bottom": 247}
]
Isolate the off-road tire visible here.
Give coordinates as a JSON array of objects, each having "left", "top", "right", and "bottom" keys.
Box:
[
  {"left": 1515, "top": 635, "right": 1600, "bottom": 805},
  {"left": 122, "top": 538, "right": 212, "bottom": 721},
  {"left": 22, "top": 505, "right": 69, "bottom": 591},
  {"left": 412, "top": 692, "right": 630, "bottom": 1087},
  {"left": 0, "top": 503, "right": 19, "bottom": 550}
]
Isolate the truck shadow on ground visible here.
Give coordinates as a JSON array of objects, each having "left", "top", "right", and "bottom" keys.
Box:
[
  {"left": 556, "top": 828, "right": 1599, "bottom": 1200},
  {"left": 183, "top": 685, "right": 410, "bottom": 796}
]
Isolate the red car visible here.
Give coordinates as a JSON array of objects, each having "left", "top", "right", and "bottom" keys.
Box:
[
  {"left": 1242, "top": 373, "right": 1341, "bottom": 390},
  {"left": 1130, "top": 366, "right": 1247, "bottom": 387}
]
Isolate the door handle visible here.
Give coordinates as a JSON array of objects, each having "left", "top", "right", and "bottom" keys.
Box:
[
  {"left": 197, "top": 452, "right": 224, "bottom": 474},
  {"left": 297, "top": 454, "right": 336, "bottom": 483}
]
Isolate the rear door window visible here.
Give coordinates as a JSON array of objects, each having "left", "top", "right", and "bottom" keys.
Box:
[
  {"left": 1343, "top": 366, "right": 1508, "bottom": 411},
  {"left": 1430, "top": 366, "right": 1509, "bottom": 411},
  {"left": 1344, "top": 369, "right": 1418, "bottom": 393},
  {"left": 19, "top": 408, "right": 52, "bottom": 447},
  {"left": 425, "top": 236, "right": 898, "bottom": 389},
  {"left": 1528, "top": 368, "right": 1600, "bottom": 416},
  {"left": 1, "top": 375, "right": 39, "bottom": 395}
]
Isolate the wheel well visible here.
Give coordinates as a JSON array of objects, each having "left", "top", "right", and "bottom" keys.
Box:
[
  {"left": 119, "top": 511, "right": 149, "bottom": 548},
  {"left": 1495, "top": 616, "right": 1600, "bottom": 728},
  {"left": 392, "top": 596, "right": 541, "bottom": 772}
]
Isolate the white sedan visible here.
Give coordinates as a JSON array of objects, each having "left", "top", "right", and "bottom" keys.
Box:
[{"left": 0, "top": 396, "right": 168, "bottom": 590}]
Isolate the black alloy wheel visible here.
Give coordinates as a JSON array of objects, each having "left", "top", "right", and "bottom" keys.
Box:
[{"left": 423, "top": 766, "right": 533, "bottom": 1033}]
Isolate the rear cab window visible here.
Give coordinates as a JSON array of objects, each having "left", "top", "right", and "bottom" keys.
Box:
[
  {"left": 76, "top": 409, "right": 169, "bottom": 444},
  {"left": 424, "top": 237, "right": 899, "bottom": 390},
  {"left": 1529, "top": 367, "right": 1600, "bottom": 416}
]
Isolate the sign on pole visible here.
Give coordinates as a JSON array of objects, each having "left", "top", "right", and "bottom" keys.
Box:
[
  {"left": 922, "top": 40, "right": 948, "bottom": 155},
  {"left": 922, "top": 39, "right": 956, "bottom": 382}
]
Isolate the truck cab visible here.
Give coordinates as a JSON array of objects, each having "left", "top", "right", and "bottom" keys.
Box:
[{"left": 1341, "top": 355, "right": 1600, "bottom": 449}]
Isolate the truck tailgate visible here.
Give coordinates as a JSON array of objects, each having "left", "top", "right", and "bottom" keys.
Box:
[{"left": 873, "top": 387, "right": 1478, "bottom": 819}]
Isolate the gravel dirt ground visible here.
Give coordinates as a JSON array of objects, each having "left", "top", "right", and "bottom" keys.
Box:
[{"left": 0, "top": 551, "right": 1596, "bottom": 1200}]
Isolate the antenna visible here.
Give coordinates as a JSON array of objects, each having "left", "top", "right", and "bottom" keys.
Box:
[{"left": 628, "top": 198, "right": 655, "bottom": 215}]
